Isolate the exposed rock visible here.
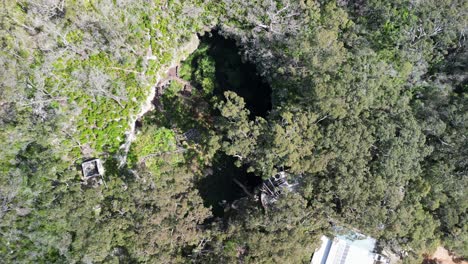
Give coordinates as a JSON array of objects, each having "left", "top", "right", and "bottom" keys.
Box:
[{"left": 117, "top": 34, "right": 200, "bottom": 167}]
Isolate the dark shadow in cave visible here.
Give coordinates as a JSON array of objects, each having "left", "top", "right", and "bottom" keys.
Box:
[
  {"left": 201, "top": 30, "right": 272, "bottom": 118},
  {"left": 197, "top": 153, "right": 262, "bottom": 217},
  {"left": 188, "top": 30, "right": 269, "bottom": 217}
]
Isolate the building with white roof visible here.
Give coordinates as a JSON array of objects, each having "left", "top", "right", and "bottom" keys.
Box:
[{"left": 311, "top": 235, "right": 389, "bottom": 264}]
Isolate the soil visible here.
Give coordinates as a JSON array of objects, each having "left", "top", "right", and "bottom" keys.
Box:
[{"left": 423, "top": 247, "right": 467, "bottom": 264}]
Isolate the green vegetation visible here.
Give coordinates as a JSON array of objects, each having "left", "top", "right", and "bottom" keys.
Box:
[{"left": 0, "top": 0, "right": 466, "bottom": 263}]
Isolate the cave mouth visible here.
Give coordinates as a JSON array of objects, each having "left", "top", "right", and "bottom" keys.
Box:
[
  {"left": 184, "top": 30, "right": 269, "bottom": 217},
  {"left": 203, "top": 31, "right": 272, "bottom": 117},
  {"left": 197, "top": 153, "right": 263, "bottom": 217},
  {"left": 183, "top": 30, "right": 272, "bottom": 118}
]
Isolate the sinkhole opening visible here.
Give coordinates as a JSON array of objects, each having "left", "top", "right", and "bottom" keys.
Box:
[
  {"left": 197, "top": 153, "right": 262, "bottom": 217},
  {"left": 181, "top": 30, "right": 272, "bottom": 118},
  {"left": 188, "top": 30, "right": 270, "bottom": 216}
]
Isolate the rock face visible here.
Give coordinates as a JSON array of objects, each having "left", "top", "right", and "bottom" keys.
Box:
[
  {"left": 177, "top": 34, "right": 200, "bottom": 61},
  {"left": 117, "top": 34, "right": 200, "bottom": 166}
]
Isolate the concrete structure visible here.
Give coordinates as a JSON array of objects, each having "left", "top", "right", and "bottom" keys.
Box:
[
  {"left": 81, "top": 158, "right": 104, "bottom": 179},
  {"left": 311, "top": 235, "right": 389, "bottom": 264}
]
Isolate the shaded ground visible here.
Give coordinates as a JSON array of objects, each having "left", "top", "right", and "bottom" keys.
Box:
[
  {"left": 206, "top": 32, "right": 271, "bottom": 117},
  {"left": 178, "top": 31, "right": 271, "bottom": 217},
  {"left": 197, "top": 153, "right": 262, "bottom": 217},
  {"left": 185, "top": 31, "right": 272, "bottom": 118}
]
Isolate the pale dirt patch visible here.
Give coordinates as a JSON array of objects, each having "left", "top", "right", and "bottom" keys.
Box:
[{"left": 423, "top": 247, "right": 467, "bottom": 264}]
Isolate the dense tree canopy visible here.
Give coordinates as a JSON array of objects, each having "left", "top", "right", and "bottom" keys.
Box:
[{"left": 0, "top": 0, "right": 466, "bottom": 263}]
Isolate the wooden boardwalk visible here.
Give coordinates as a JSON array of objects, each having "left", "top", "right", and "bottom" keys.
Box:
[{"left": 156, "top": 66, "right": 194, "bottom": 95}]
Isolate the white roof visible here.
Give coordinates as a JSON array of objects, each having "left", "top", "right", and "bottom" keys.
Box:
[{"left": 311, "top": 235, "right": 377, "bottom": 264}]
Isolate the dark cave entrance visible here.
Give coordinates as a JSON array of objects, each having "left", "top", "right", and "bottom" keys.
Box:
[
  {"left": 189, "top": 30, "right": 269, "bottom": 217},
  {"left": 181, "top": 30, "right": 272, "bottom": 118},
  {"left": 197, "top": 153, "right": 263, "bottom": 217},
  {"left": 203, "top": 31, "right": 272, "bottom": 117}
]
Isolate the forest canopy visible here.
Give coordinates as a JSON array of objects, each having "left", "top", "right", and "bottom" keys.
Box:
[{"left": 0, "top": 0, "right": 466, "bottom": 263}]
